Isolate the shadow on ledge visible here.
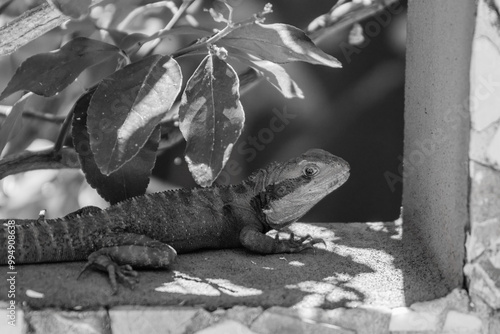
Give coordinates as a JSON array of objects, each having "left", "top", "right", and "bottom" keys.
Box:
[{"left": 0, "top": 222, "right": 447, "bottom": 310}]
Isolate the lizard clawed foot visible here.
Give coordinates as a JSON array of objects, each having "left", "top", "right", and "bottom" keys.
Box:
[
  {"left": 78, "top": 254, "right": 139, "bottom": 295},
  {"left": 276, "top": 233, "right": 326, "bottom": 253}
]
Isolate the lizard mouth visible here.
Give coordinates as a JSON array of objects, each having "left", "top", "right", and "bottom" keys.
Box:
[{"left": 327, "top": 170, "right": 350, "bottom": 190}]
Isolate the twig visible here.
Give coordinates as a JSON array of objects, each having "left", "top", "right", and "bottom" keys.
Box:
[
  {"left": 53, "top": 108, "right": 74, "bottom": 153},
  {"left": 0, "top": 106, "right": 65, "bottom": 124},
  {"left": 171, "top": 4, "right": 271, "bottom": 58},
  {"left": 0, "top": 147, "right": 80, "bottom": 179},
  {"left": 117, "top": 1, "right": 178, "bottom": 31},
  {"left": 141, "top": 0, "right": 196, "bottom": 56},
  {"left": 163, "top": 0, "right": 195, "bottom": 32}
]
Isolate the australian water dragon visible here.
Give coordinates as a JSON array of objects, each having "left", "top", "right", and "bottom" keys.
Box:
[{"left": 0, "top": 149, "right": 349, "bottom": 293}]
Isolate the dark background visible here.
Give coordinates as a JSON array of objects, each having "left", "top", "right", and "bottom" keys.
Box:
[{"left": 155, "top": 0, "right": 407, "bottom": 222}]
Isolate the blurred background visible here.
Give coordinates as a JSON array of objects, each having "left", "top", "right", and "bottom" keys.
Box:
[{"left": 0, "top": 0, "right": 406, "bottom": 222}]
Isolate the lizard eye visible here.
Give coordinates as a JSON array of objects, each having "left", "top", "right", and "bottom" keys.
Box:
[{"left": 303, "top": 165, "right": 319, "bottom": 177}]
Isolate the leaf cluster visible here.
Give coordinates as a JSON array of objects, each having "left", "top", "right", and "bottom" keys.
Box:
[{"left": 0, "top": 0, "right": 392, "bottom": 203}]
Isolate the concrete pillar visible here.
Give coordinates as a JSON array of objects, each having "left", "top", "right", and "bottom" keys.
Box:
[{"left": 403, "top": 0, "right": 475, "bottom": 295}]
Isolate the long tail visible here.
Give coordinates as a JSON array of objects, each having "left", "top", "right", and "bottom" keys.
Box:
[{"left": 0, "top": 215, "right": 95, "bottom": 264}]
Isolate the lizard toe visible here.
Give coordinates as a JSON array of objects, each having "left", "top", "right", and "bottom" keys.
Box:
[
  {"left": 119, "top": 264, "right": 138, "bottom": 276},
  {"left": 78, "top": 253, "right": 140, "bottom": 294},
  {"left": 112, "top": 265, "right": 139, "bottom": 294},
  {"left": 106, "top": 263, "right": 140, "bottom": 294},
  {"left": 309, "top": 238, "right": 326, "bottom": 247},
  {"left": 283, "top": 234, "right": 326, "bottom": 252}
]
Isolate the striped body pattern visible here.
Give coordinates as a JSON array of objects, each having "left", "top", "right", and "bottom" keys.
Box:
[{"left": 0, "top": 149, "right": 350, "bottom": 292}]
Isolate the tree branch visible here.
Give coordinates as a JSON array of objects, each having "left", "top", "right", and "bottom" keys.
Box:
[
  {"left": 140, "top": 0, "right": 196, "bottom": 57},
  {"left": 0, "top": 105, "right": 65, "bottom": 124},
  {"left": 0, "top": 147, "right": 80, "bottom": 179},
  {"left": 0, "top": 0, "right": 105, "bottom": 56},
  {"left": 0, "top": 3, "right": 66, "bottom": 56}
]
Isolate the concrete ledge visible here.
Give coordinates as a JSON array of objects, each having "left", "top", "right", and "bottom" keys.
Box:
[
  {"left": 0, "top": 221, "right": 496, "bottom": 333},
  {"left": 0, "top": 221, "right": 447, "bottom": 310}
]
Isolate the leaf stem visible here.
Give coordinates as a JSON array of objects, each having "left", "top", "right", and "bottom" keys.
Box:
[
  {"left": 53, "top": 108, "right": 74, "bottom": 154},
  {"left": 0, "top": 147, "right": 80, "bottom": 180},
  {"left": 171, "top": 3, "right": 272, "bottom": 58},
  {"left": 117, "top": 1, "right": 178, "bottom": 31},
  {"left": 140, "top": 0, "right": 196, "bottom": 57},
  {"left": 163, "top": 0, "right": 195, "bottom": 32}
]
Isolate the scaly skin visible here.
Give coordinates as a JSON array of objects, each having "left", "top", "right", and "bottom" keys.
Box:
[{"left": 0, "top": 149, "right": 349, "bottom": 293}]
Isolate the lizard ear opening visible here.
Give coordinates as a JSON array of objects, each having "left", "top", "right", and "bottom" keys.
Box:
[{"left": 276, "top": 185, "right": 287, "bottom": 197}]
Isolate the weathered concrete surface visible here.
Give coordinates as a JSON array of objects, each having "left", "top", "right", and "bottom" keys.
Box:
[
  {"left": 0, "top": 222, "right": 447, "bottom": 310},
  {"left": 403, "top": 0, "right": 475, "bottom": 294}
]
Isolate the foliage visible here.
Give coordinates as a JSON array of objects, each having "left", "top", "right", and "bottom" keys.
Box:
[{"left": 0, "top": 0, "right": 396, "bottom": 204}]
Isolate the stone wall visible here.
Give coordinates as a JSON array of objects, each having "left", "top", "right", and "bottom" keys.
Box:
[
  {"left": 465, "top": 0, "right": 500, "bottom": 315},
  {"left": 0, "top": 290, "right": 496, "bottom": 333}
]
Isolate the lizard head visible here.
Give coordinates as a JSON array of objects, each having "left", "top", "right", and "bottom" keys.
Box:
[{"left": 250, "top": 149, "right": 350, "bottom": 230}]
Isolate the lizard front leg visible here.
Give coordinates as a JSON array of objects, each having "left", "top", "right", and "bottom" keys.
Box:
[
  {"left": 79, "top": 233, "right": 177, "bottom": 294},
  {"left": 239, "top": 226, "right": 324, "bottom": 254}
]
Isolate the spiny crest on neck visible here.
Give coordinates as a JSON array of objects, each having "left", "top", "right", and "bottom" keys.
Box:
[{"left": 246, "top": 160, "right": 286, "bottom": 193}]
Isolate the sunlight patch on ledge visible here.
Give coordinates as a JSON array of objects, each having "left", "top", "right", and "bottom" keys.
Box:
[
  {"left": 270, "top": 222, "right": 340, "bottom": 253},
  {"left": 155, "top": 279, "right": 220, "bottom": 296},
  {"left": 155, "top": 271, "right": 262, "bottom": 296},
  {"left": 286, "top": 279, "right": 362, "bottom": 308},
  {"left": 366, "top": 218, "right": 403, "bottom": 240},
  {"left": 207, "top": 279, "right": 262, "bottom": 297},
  {"left": 287, "top": 222, "right": 338, "bottom": 240},
  {"left": 288, "top": 261, "right": 305, "bottom": 267}
]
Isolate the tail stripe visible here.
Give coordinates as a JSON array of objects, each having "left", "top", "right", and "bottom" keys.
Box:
[
  {"left": 102, "top": 211, "right": 116, "bottom": 234},
  {"left": 29, "top": 222, "right": 43, "bottom": 262},
  {"left": 40, "top": 219, "right": 57, "bottom": 250},
  {"left": 60, "top": 219, "right": 75, "bottom": 259},
  {"left": 78, "top": 219, "right": 85, "bottom": 248},
  {"left": 16, "top": 225, "right": 25, "bottom": 262},
  {"left": 144, "top": 193, "right": 154, "bottom": 211}
]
